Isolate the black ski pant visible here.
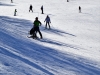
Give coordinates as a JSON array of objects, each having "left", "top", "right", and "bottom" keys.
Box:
[
  {"left": 33, "top": 27, "right": 42, "bottom": 39},
  {"left": 41, "top": 9, "right": 44, "bottom": 14},
  {"left": 45, "top": 22, "right": 50, "bottom": 29}
]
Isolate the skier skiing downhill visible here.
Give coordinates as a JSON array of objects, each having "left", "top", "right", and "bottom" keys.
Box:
[
  {"left": 44, "top": 15, "right": 51, "bottom": 29},
  {"left": 14, "top": 9, "right": 17, "bottom": 16},
  {"left": 29, "top": 4, "right": 33, "bottom": 12}
]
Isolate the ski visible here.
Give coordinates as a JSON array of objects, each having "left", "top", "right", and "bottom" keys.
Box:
[{"left": 27, "top": 36, "right": 40, "bottom": 40}]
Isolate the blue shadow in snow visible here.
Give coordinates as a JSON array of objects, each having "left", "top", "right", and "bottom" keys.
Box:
[
  {"left": 39, "top": 38, "right": 81, "bottom": 50},
  {"left": 41, "top": 26, "right": 76, "bottom": 37},
  {"left": 0, "top": 2, "right": 15, "bottom": 6},
  {"left": 0, "top": 46, "right": 53, "bottom": 75}
]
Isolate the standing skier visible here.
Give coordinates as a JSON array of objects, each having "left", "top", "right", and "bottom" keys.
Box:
[
  {"left": 41, "top": 5, "right": 44, "bottom": 14},
  {"left": 29, "top": 4, "right": 33, "bottom": 12},
  {"left": 79, "top": 6, "right": 81, "bottom": 13},
  {"left": 32, "top": 17, "right": 43, "bottom": 39},
  {"left": 44, "top": 15, "right": 51, "bottom": 29},
  {"left": 14, "top": 9, "right": 17, "bottom": 16}
]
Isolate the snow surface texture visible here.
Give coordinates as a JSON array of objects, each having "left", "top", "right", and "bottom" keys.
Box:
[{"left": 0, "top": 0, "right": 100, "bottom": 75}]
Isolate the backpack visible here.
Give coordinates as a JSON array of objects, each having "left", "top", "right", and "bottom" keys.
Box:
[{"left": 30, "top": 28, "right": 34, "bottom": 35}]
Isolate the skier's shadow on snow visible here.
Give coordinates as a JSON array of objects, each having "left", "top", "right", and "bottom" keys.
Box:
[
  {"left": 41, "top": 26, "right": 76, "bottom": 37},
  {"left": 39, "top": 38, "right": 82, "bottom": 50},
  {"left": 82, "top": 13, "right": 92, "bottom": 15},
  {"left": 0, "top": 2, "right": 15, "bottom": 6},
  {"left": 33, "top": 12, "right": 55, "bottom": 16}
]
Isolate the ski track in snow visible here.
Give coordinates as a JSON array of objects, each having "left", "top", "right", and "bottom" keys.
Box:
[{"left": 0, "top": 0, "right": 100, "bottom": 75}]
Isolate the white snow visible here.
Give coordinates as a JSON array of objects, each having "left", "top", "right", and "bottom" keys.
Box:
[{"left": 0, "top": 0, "right": 100, "bottom": 75}]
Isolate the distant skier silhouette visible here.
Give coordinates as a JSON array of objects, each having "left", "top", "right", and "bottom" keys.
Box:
[
  {"left": 41, "top": 5, "right": 44, "bottom": 14},
  {"left": 29, "top": 4, "right": 33, "bottom": 12},
  {"left": 14, "top": 9, "right": 17, "bottom": 16},
  {"left": 79, "top": 6, "right": 81, "bottom": 13}
]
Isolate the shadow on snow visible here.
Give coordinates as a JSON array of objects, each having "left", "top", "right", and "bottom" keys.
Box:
[
  {"left": 41, "top": 26, "right": 76, "bottom": 37},
  {"left": 0, "top": 2, "right": 15, "bottom": 6}
]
